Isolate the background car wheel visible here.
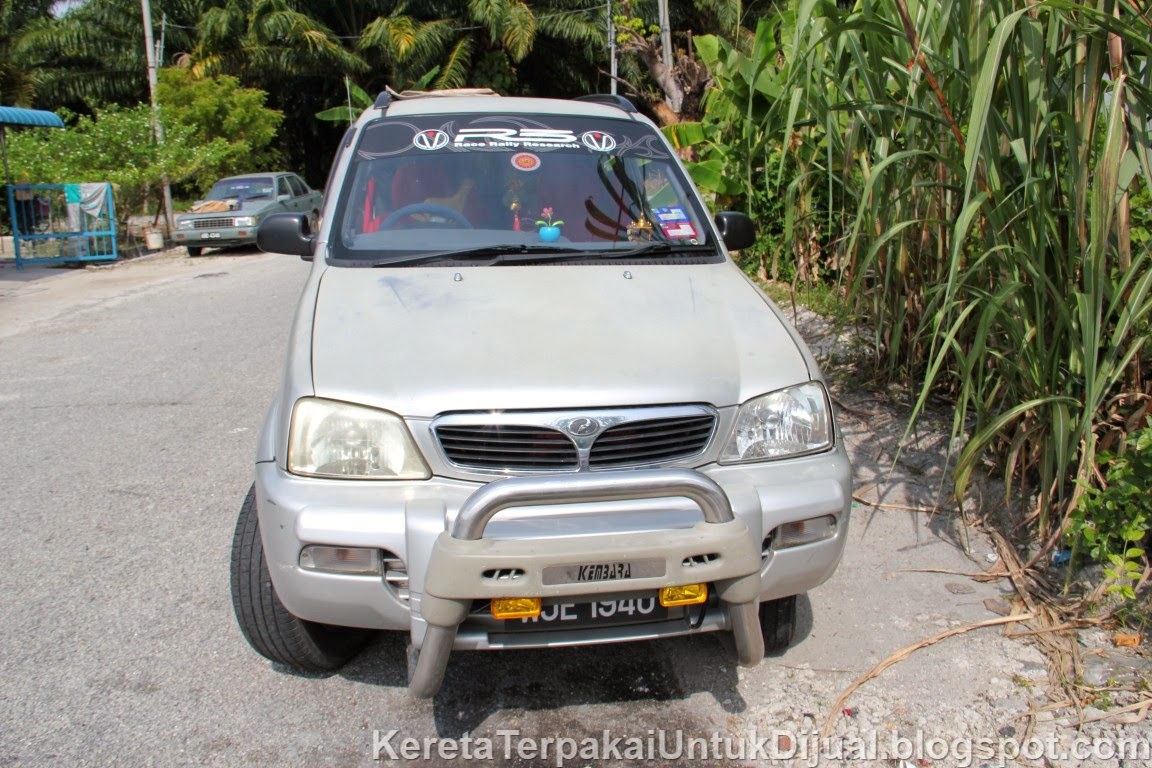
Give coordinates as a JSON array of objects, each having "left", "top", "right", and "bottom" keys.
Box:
[
  {"left": 186, "top": 246, "right": 202, "bottom": 257},
  {"left": 759, "top": 595, "right": 797, "bottom": 653},
  {"left": 230, "top": 484, "right": 370, "bottom": 672}
]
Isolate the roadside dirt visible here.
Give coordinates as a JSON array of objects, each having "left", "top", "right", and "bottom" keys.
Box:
[
  {"left": 0, "top": 246, "right": 276, "bottom": 341},
  {"left": 778, "top": 304, "right": 1152, "bottom": 766}
]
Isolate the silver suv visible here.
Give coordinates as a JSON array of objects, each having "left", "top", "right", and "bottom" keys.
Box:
[{"left": 230, "top": 90, "right": 852, "bottom": 697}]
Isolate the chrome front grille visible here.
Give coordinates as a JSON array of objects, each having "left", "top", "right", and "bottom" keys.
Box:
[
  {"left": 433, "top": 406, "right": 717, "bottom": 473},
  {"left": 435, "top": 424, "right": 578, "bottom": 471},
  {"left": 589, "top": 415, "right": 716, "bottom": 468},
  {"left": 192, "top": 217, "right": 233, "bottom": 229}
]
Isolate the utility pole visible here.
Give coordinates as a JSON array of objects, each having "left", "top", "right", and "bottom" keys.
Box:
[
  {"left": 141, "top": 0, "right": 175, "bottom": 235},
  {"left": 657, "top": 0, "right": 672, "bottom": 77},
  {"left": 608, "top": 0, "right": 617, "bottom": 94}
]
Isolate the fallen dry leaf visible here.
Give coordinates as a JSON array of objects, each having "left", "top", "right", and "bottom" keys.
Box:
[
  {"left": 1114, "top": 632, "right": 1143, "bottom": 648},
  {"left": 983, "top": 597, "right": 1013, "bottom": 616}
]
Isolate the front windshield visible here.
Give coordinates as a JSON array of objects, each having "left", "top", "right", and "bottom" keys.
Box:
[
  {"left": 207, "top": 177, "right": 275, "bottom": 202},
  {"left": 329, "top": 113, "right": 717, "bottom": 264}
]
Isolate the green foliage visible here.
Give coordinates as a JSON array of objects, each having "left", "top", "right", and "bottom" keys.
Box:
[
  {"left": 756, "top": 0, "right": 1152, "bottom": 547},
  {"left": 4, "top": 58, "right": 285, "bottom": 215},
  {"left": 315, "top": 69, "right": 443, "bottom": 124},
  {"left": 470, "top": 50, "right": 519, "bottom": 93},
  {"left": 315, "top": 80, "right": 374, "bottom": 124},
  {"left": 5, "top": 104, "right": 232, "bottom": 219},
  {"left": 1070, "top": 421, "right": 1152, "bottom": 600},
  {"left": 1133, "top": 180, "right": 1152, "bottom": 252},
  {"left": 12, "top": 0, "right": 200, "bottom": 112},
  {"left": 761, "top": 278, "right": 853, "bottom": 325},
  {"left": 194, "top": 0, "right": 364, "bottom": 84},
  {"left": 663, "top": 15, "right": 812, "bottom": 281},
  {"left": 613, "top": 14, "right": 659, "bottom": 46},
  {"left": 157, "top": 67, "right": 284, "bottom": 192},
  {"left": 0, "top": 0, "right": 57, "bottom": 105}
]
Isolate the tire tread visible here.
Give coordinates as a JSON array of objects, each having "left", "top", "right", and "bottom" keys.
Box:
[
  {"left": 229, "top": 485, "right": 368, "bottom": 672},
  {"left": 760, "top": 595, "right": 797, "bottom": 654}
]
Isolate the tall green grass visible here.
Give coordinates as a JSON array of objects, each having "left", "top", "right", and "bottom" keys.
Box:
[{"left": 768, "top": 0, "right": 1152, "bottom": 542}]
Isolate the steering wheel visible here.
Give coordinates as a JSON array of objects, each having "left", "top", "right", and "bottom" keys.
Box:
[{"left": 380, "top": 203, "right": 473, "bottom": 230}]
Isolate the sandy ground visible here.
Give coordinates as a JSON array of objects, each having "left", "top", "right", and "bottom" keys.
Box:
[{"left": 0, "top": 245, "right": 258, "bottom": 341}]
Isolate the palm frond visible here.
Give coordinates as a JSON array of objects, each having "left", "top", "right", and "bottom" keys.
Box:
[{"left": 436, "top": 35, "right": 475, "bottom": 89}]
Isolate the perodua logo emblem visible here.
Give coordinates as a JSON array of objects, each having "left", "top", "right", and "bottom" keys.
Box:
[
  {"left": 581, "top": 131, "right": 617, "bottom": 152},
  {"left": 413, "top": 130, "right": 450, "bottom": 150},
  {"left": 565, "top": 417, "right": 600, "bottom": 437}
]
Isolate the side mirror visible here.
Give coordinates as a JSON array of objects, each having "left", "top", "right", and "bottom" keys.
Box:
[
  {"left": 714, "top": 211, "right": 756, "bottom": 252},
  {"left": 258, "top": 212, "right": 315, "bottom": 261}
]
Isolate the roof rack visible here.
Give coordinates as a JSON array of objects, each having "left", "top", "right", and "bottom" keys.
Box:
[
  {"left": 372, "top": 87, "right": 500, "bottom": 112},
  {"left": 574, "top": 94, "right": 637, "bottom": 113}
]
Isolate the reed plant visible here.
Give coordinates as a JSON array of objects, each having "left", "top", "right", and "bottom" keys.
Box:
[{"left": 766, "top": 0, "right": 1152, "bottom": 557}]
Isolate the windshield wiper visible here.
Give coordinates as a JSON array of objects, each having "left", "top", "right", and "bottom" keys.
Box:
[
  {"left": 367, "top": 241, "right": 715, "bottom": 267},
  {"left": 495, "top": 242, "right": 716, "bottom": 264},
  {"left": 371, "top": 244, "right": 584, "bottom": 267}
]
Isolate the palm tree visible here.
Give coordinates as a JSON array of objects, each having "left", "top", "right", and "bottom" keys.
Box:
[
  {"left": 513, "top": 0, "right": 612, "bottom": 95},
  {"left": 12, "top": 0, "right": 201, "bottom": 113},
  {"left": 188, "top": 0, "right": 365, "bottom": 84},
  {"left": 0, "top": 0, "right": 57, "bottom": 106},
  {"left": 350, "top": 0, "right": 604, "bottom": 95}
]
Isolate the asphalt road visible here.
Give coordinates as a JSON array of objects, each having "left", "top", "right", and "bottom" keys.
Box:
[{"left": 0, "top": 251, "right": 1049, "bottom": 768}]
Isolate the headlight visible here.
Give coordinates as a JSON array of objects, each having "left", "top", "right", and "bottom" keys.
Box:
[
  {"left": 288, "top": 398, "right": 431, "bottom": 480},
  {"left": 720, "top": 382, "right": 833, "bottom": 463},
  {"left": 233, "top": 216, "right": 257, "bottom": 227},
  {"left": 176, "top": 218, "right": 195, "bottom": 230}
]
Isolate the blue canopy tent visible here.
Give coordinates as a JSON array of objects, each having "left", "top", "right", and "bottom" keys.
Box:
[{"left": 0, "top": 106, "right": 65, "bottom": 186}]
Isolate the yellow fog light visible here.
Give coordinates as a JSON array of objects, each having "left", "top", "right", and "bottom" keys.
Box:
[
  {"left": 491, "top": 597, "right": 542, "bottom": 620},
  {"left": 660, "top": 583, "right": 708, "bottom": 607}
]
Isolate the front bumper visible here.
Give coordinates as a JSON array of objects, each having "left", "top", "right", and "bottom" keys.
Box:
[
  {"left": 173, "top": 225, "right": 257, "bottom": 249},
  {"left": 254, "top": 444, "right": 851, "bottom": 652},
  {"left": 409, "top": 469, "right": 765, "bottom": 696}
]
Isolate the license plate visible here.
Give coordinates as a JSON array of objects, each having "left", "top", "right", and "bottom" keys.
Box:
[
  {"left": 542, "top": 558, "right": 664, "bottom": 585},
  {"left": 500, "top": 596, "right": 670, "bottom": 632},
  {"left": 200, "top": 232, "right": 221, "bottom": 239}
]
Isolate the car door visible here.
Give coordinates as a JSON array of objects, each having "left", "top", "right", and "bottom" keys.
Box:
[
  {"left": 275, "top": 175, "right": 299, "bottom": 213},
  {"left": 282, "top": 173, "right": 306, "bottom": 210}
]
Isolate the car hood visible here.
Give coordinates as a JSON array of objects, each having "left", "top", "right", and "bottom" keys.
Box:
[
  {"left": 180, "top": 200, "right": 271, "bottom": 218},
  {"left": 308, "top": 263, "right": 809, "bottom": 416}
]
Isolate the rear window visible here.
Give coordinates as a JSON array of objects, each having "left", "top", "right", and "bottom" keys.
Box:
[{"left": 328, "top": 113, "right": 716, "bottom": 263}]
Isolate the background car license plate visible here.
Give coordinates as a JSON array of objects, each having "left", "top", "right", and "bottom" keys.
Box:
[
  {"left": 500, "top": 596, "right": 670, "bottom": 632},
  {"left": 200, "top": 232, "right": 221, "bottom": 239}
]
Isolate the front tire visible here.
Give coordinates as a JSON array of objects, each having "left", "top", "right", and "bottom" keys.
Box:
[
  {"left": 186, "top": 245, "right": 203, "bottom": 257},
  {"left": 760, "top": 595, "right": 797, "bottom": 653},
  {"left": 230, "top": 484, "right": 370, "bottom": 672}
]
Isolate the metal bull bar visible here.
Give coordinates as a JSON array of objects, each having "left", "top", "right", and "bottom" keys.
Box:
[{"left": 408, "top": 468, "right": 765, "bottom": 698}]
